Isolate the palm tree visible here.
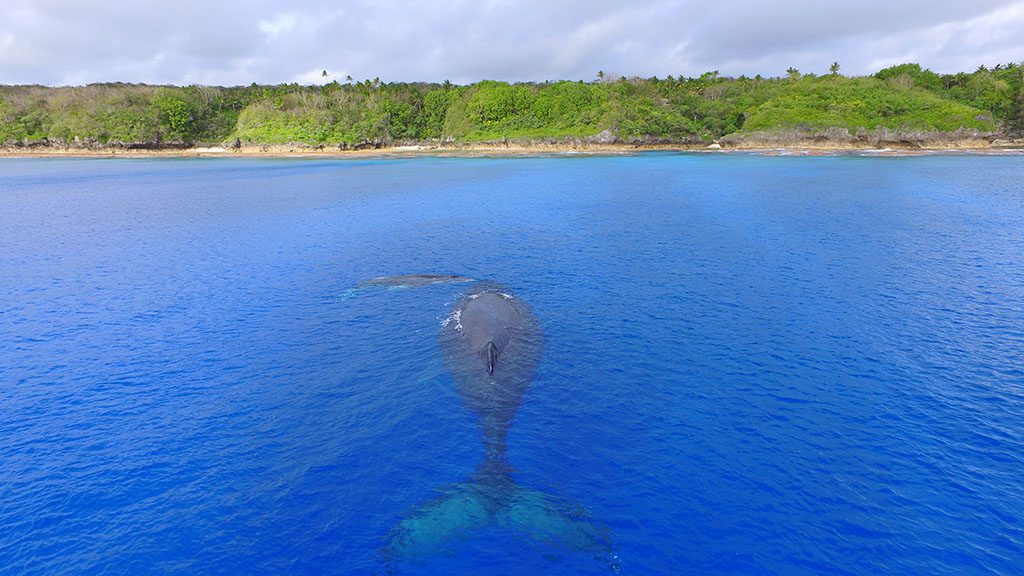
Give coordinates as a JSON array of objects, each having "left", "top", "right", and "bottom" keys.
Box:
[
  {"left": 786, "top": 67, "right": 800, "bottom": 80},
  {"left": 597, "top": 70, "right": 605, "bottom": 82},
  {"left": 829, "top": 62, "right": 841, "bottom": 76}
]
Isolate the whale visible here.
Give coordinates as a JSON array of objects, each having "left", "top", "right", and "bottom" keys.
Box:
[
  {"left": 378, "top": 281, "right": 615, "bottom": 569},
  {"left": 442, "top": 288, "right": 541, "bottom": 462},
  {"left": 357, "top": 273, "right": 474, "bottom": 289}
]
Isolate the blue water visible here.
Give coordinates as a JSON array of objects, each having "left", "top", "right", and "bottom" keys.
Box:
[{"left": 1, "top": 154, "right": 1023, "bottom": 575}]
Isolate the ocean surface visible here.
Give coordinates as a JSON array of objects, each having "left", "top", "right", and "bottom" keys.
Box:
[{"left": 1, "top": 154, "right": 1022, "bottom": 575}]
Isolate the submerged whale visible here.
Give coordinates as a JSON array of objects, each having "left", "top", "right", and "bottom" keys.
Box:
[{"left": 379, "top": 282, "right": 615, "bottom": 568}]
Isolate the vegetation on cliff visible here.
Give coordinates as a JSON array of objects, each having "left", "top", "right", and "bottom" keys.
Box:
[{"left": 1, "top": 62, "right": 1022, "bottom": 147}]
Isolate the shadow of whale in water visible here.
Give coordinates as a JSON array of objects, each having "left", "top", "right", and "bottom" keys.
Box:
[{"left": 374, "top": 280, "right": 616, "bottom": 571}]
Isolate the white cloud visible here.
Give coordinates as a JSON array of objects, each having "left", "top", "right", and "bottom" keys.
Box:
[
  {"left": 0, "top": 0, "right": 1022, "bottom": 86},
  {"left": 295, "top": 68, "right": 341, "bottom": 85},
  {"left": 860, "top": 2, "right": 1024, "bottom": 74},
  {"left": 258, "top": 13, "right": 298, "bottom": 37}
]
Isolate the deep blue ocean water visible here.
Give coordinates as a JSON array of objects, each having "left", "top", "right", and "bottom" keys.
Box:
[{"left": 1, "top": 154, "right": 1023, "bottom": 575}]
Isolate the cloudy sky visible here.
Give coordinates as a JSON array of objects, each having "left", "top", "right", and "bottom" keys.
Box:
[{"left": 2, "top": 0, "right": 1023, "bottom": 86}]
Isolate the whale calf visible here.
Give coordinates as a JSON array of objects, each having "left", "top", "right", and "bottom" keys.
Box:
[
  {"left": 357, "top": 273, "right": 473, "bottom": 289},
  {"left": 376, "top": 281, "right": 615, "bottom": 569}
]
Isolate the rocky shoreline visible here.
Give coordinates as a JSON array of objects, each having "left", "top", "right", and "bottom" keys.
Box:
[{"left": 2, "top": 128, "right": 1023, "bottom": 158}]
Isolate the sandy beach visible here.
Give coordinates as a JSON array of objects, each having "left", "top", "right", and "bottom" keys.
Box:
[{"left": 3, "top": 141, "right": 1023, "bottom": 159}]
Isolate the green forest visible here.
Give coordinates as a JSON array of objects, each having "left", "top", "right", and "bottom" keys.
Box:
[{"left": 1, "top": 63, "right": 1022, "bottom": 147}]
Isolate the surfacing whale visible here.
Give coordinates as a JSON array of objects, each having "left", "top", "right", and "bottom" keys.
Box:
[
  {"left": 357, "top": 273, "right": 474, "bottom": 289},
  {"left": 376, "top": 281, "right": 615, "bottom": 570}
]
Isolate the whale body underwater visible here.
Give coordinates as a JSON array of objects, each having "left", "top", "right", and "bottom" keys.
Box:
[{"left": 359, "top": 277, "right": 615, "bottom": 568}]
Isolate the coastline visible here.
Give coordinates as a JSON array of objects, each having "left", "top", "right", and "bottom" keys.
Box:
[{"left": 2, "top": 140, "right": 1023, "bottom": 159}]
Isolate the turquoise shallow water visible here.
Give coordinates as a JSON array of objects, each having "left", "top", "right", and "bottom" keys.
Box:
[{"left": 1, "top": 154, "right": 1023, "bottom": 575}]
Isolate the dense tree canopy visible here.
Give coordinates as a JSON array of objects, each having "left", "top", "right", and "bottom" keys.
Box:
[{"left": 1, "top": 62, "right": 1020, "bottom": 146}]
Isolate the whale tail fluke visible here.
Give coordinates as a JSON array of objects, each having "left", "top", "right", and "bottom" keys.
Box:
[
  {"left": 383, "top": 474, "right": 616, "bottom": 572},
  {"left": 497, "top": 485, "right": 611, "bottom": 552}
]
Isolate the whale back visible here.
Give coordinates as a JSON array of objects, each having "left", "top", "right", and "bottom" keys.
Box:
[
  {"left": 459, "top": 293, "right": 518, "bottom": 370},
  {"left": 356, "top": 273, "right": 473, "bottom": 289}
]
